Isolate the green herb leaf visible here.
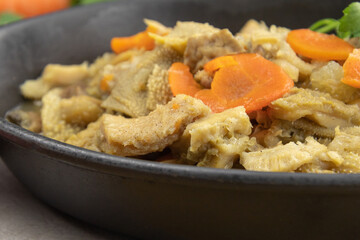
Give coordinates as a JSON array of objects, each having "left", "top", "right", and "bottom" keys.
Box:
[
  {"left": 309, "top": 18, "right": 339, "bottom": 33},
  {"left": 337, "top": 2, "right": 360, "bottom": 38},
  {"left": 310, "top": 2, "right": 360, "bottom": 39},
  {"left": 0, "top": 12, "right": 23, "bottom": 25}
]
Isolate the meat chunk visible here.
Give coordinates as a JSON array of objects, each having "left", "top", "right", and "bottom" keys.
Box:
[
  {"left": 150, "top": 21, "right": 220, "bottom": 54},
  {"left": 194, "top": 70, "right": 212, "bottom": 88},
  {"left": 59, "top": 95, "right": 103, "bottom": 126},
  {"left": 146, "top": 64, "right": 173, "bottom": 111},
  {"left": 256, "top": 119, "right": 334, "bottom": 148},
  {"left": 310, "top": 61, "right": 360, "bottom": 103},
  {"left": 184, "top": 29, "right": 245, "bottom": 73},
  {"left": 86, "top": 49, "right": 145, "bottom": 98},
  {"left": 241, "top": 137, "right": 328, "bottom": 172},
  {"left": 100, "top": 95, "right": 210, "bottom": 156},
  {"left": 171, "top": 106, "right": 261, "bottom": 169},
  {"left": 101, "top": 46, "right": 181, "bottom": 117},
  {"left": 66, "top": 119, "right": 103, "bottom": 152},
  {"left": 297, "top": 127, "right": 360, "bottom": 173},
  {"left": 69, "top": 95, "right": 211, "bottom": 156},
  {"left": 41, "top": 88, "right": 103, "bottom": 141},
  {"left": 327, "top": 127, "right": 360, "bottom": 173},
  {"left": 41, "top": 89, "right": 82, "bottom": 141},
  {"left": 269, "top": 87, "right": 360, "bottom": 128},
  {"left": 21, "top": 63, "right": 89, "bottom": 99}
]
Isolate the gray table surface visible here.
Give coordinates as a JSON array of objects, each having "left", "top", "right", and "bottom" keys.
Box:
[{"left": 0, "top": 157, "right": 133, "bottom": 240}]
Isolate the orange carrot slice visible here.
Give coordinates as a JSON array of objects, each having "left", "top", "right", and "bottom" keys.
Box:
[
  {"left": 211, "top": 64, "right": 254, "bottom": 102},
  {"left": 286, "top": 29, "right": 354, "bottom": 61},
  {"left": 203, "top": 55, "right": 239, "bottom": 74},
  {"left": 341, "top": 49, "right": 360, "bottom": 88},
  {"left": 0, "top": 0, "right": 70, "bottom": 18},
  {"left": 168, "top": 62, "right": 202, "bottom": 97},
  {"left": 110, "top": 21, "right": 169, "bottom": 54},
  {"left": 111, "top": 30, "right": 155, "bottom": 54},
  {"left": 168, "top": 54, "right": 293, "bottom": 113},
  {"left": 194, "top": 89, "right": 227, "bottom": 113},
  {"left": 211, "top": 53, "right": 294, "bottom": 113}
]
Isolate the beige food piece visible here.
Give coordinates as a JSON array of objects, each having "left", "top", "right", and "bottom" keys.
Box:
[
  {"left": 99, "top": 94, "right": 211, "bottom": 156},
  {"left": 21, "top": 63, "right": 89, "bottom": 100},
  {"left": 298, "top": 127, "right": 360, "bottom": 173},
  {"left": 88, "top": 53, "right": 116, "bottom": 77},
  {"left": 146, "top": 64, "right": 173, "bottom": 111},
  {"left": 171, "top": 106, "right": 260, "bottom": 169},
  {"left": 41, "top": 88, "right": 103, "bottom": 142},
  {"left": 258, "top": 119, "right": 334, "bottom": 148},
  {"left": 40, "top": 63, "right": 88, "bottom": 85},
  {"left": 197, "top": 137, "right": 259, "bottom": 169},
  {"left": 101, "top": 46, "right": 181, "bottom": 117},
  {"left": 184, "top": 29, "right": 245, "bottom": 72},
  {"left": 310, "top": 61, "right": 360, "bottom": 103},
  {"left": 149, "top": 21, "right": 220, "bottom": 54},
  {"left": 327, "top": 127, "right": 360, "bottom": 173},
  {"left": 272, "top": 59, "right": 299, "bottom": 81},
  {"left": 59, "top": 95, "right": 103, "bottom": 126},
  {"left": 20, "top": 79, "right": 52, "bottom": 100},
  {"left": 86, "top": 50, "right": 145, "bottom": 98},
  {"left": 296, "top": 157, "right": 338, "bottom": 174},
  {"left": 144, "top": 19, "right": 171, "bottom": 35},
  {"left": 194, "top": 70, "right": 212, "bottom": 88},
  {"left": 269, "top": 87, "right": 360, "bottom": 128},
  {"left": 41, "top": 88, "right": 82, "bottom": 141},
  {"left": 237, "top": 19, "right": 268, "bottom": 35},
  {"left": 275, "top": 39, "right": 315, "bottom": 77},
  {"left": 241, "top": 137, "right": 328, "bottom": 172},
  {"left": 66, "top": 118, "right": 103, "bottom": 152}
]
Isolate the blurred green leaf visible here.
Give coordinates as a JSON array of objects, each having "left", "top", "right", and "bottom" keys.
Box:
[
  {"left": 0, "top": 12, "right": 23, "bottom": 25},
  {"left": 337, "top": 2, "right": 360, "bottom": 38}
]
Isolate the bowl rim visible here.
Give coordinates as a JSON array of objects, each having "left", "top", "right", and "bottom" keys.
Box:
[{"left": 1, "top": 1, "right": 360, "bottom": 189}]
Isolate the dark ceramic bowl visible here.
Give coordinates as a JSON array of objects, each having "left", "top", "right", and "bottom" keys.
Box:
[{"left": 0, "top": 0, "right": 359, "bottom": 239}]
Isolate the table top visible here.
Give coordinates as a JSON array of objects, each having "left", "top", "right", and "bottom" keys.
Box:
[{"left": 0, "top": 158, "right": 132, "bottom": 240}]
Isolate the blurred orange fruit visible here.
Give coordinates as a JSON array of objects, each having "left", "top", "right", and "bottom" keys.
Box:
[{"left": 0, "top": 0, "right": 71, "bottom": 18}]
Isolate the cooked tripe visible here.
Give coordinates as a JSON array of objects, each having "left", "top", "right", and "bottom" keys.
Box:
[
  {"left": 67, "top": 94, "right": 210, "bottom": 156},
  {"left": 9, "top": 19, "right": 360, "bottom": 173}
]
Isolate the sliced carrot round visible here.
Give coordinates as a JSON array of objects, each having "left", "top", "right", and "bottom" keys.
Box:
[
  {"left": 203, "top": 55, "right": 239, "bottom": 74},
  {"left": 111, "top": 30, "right": 155, "bottom": 54},
  {"left": 211, "top": 53, "right": 294, "bottom": 113},
  {"left": 168, "top": 62, "right": 202, "bottom": 97},
  {"left": 168, "top": 54, "right": 293, "bottom": 113},
  {"left": 341, "top": 49, "right": 360, "bottom": 88},
  {"left": 211, "top": 64, "right": 255, "bottom": 101},
  {"left": 194, "top": 89, "right": 227, "bottom": 113},
  {"left": 286, "top": 29, "right": 354, "bottom": 61}
]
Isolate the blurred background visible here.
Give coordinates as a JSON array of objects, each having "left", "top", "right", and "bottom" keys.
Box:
[{"left": 0, "top": 0, "right": 115, "bottom": 25}]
